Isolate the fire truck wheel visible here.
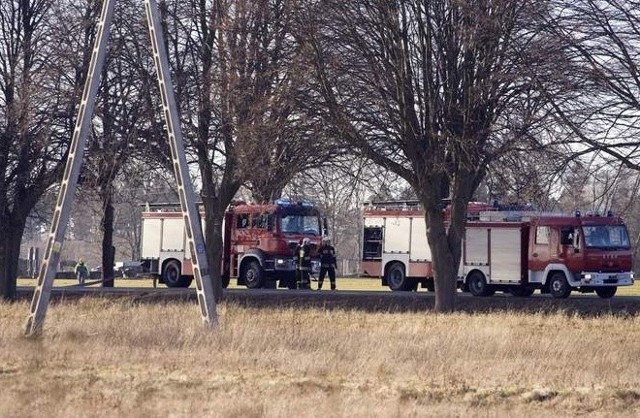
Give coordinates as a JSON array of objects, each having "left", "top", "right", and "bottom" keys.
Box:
[
  {"left": 244, "top": 260, "right": 265, "bottom": 289},
  {"left": 467, "top": 271, "right": 494, "bottom": 297},
  {"left": 387, "top": 263, "right": 408, "bottom": 291},
  {"left": 595, "top": 286, "right": 617, "bottom": 299},
  {"left": 162, "top": 260, "right": 191, "bottom": 288},
  {"left": 510, "top": 286, "right": 535, "bottom": 297},
  {"left": 548, "top": 272, "right": 571, "bottom": 298}
]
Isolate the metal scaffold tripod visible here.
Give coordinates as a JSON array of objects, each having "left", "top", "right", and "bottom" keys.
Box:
[{"left": 24, "top": 0, "right": 217, "bottom": 336}]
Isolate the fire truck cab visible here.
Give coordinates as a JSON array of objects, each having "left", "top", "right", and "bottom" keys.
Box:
[{"left": 223, "top": 199, "right": 326, "bottom": 289}]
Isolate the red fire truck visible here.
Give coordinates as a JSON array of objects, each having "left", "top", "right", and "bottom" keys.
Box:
[
  {"left": 361, "top": 201, "right": 634, "bottom": 298},
  {"left": 141, "top": 199, "right": 326, "bottom": 288}
]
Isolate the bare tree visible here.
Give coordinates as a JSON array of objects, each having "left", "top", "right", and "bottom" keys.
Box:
[
  {"left": 240, "top": 7, "right": 341, "bottom": 203},
  {"left": 0, "top": 0, "right": 96, "bottom": 299},
  {"left": 305, "top": 0, "right": 558, "bottom": 311},
  {"left": 540, "top": 1, "right": 640, "bottom": 170}
]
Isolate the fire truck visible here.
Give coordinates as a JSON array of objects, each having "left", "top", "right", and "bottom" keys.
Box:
[
  {"left": 141, "top": 199, "right": 326, "bottom": 288},
  {"left": 361, "top": 201, "right": 634, "bottom": 298}
]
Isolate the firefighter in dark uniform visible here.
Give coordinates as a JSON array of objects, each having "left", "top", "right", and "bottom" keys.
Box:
[
  {"left": 292, "top": 239, "right": 302, "bottom": 289},
  {"left": 317, "top": 237, "right": 337, "bottom": 290},
  {"left": 295, "top": 237, "right": 312, "bottom": 289}
]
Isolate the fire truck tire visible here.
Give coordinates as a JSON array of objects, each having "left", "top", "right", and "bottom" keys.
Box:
[
  {"left": 467, "top": 271, "right": 494, "bottom": 297},
  {"left": 243, "top": 260, "right": 265, "bottom": 289},
  {"left": 387, "top": 263, "right": 408, "bottom": 291},
  {"left": 510, "top": 286, "right": 535, "bottom": 297},
  {"left": 595, "top": 286, "right": 617, "bottom": 299},
  {"left": 162, "top": 260, "right": 191, "bottom": 288},
  {"left": 548, "top": 272, "right": 571, "bottom": 298}
]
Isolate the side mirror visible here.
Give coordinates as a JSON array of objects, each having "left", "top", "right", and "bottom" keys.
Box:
[{"left": 323, "top": 217, "right": 329, "bottom": 236}]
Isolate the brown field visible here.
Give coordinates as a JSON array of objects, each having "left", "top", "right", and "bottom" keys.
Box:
[{"left": 2, "top": 299, "right": 640, "bottom": 417}]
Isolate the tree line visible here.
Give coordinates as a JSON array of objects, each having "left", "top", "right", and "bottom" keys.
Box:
[{"left": 2, "top": 0, "right": 640, "bottom": 312}]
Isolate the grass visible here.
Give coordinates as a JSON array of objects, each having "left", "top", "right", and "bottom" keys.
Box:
[
  {"left": 17, "top": 276, "right": 389, "bottom": 291},
  {"left": 2, "top": 299, "right": 640, "bottom": 417}
]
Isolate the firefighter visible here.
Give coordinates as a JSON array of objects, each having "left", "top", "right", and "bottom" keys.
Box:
[
  {"left": 317, "top": 237, "right": 337, "bottom": 290},
  {"left": 75, "top": 259, "right": 89, "bottom": 285},
  {"left": 292, "top": 239, "right": 302, "bottom": 289},
  {"left": 295, "top": 238, "right": 312, "bottom": 289}
]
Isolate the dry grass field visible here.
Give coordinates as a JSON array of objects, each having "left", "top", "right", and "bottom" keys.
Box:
[{"left": 2, "top": 298, "right": 640, "bottom": 417}]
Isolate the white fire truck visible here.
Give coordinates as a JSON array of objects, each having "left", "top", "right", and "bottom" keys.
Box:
[
  {"left": 141, "top": 199, "right": 326, "bottom": 289},
  {"left": 361, "top": 201, "right": 634, "bottom": 298}
]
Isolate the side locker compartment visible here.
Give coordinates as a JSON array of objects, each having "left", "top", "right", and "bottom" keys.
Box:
[
  {"left": 141, "top": 217, "right": 162, "bottom": 259},
  {"left": 161, "top": 218, "right": 186, "bottom": 253},
  {"left": 363, "top": 217, "right": 384, "bottom": 260},
  {"left": 409, "top": 216, "right": 430, "bottom": 261},
  {"left": 490, "top": 227, "right": 522, "bottom": 283},
  {"left": 384, "top": 216, "right": 411, "bottom": 254},
  {"left": 464, "top": 227, "right": 489, "bottom": 275}
]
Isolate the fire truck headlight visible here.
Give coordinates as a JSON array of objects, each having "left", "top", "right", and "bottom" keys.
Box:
[
  {"left": 583, "top": 273, "right": 593, "bottom": 281},
  {"left": 276, "top": 259, "right": 285, "bottom": 265}
]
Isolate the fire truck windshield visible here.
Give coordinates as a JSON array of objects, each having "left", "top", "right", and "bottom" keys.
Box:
[
  {"left": 583, "top": 225, "right": 630, "bottom": 249},
  {"left": 281, "top": 214, "right": 321, "bottom": 235}
]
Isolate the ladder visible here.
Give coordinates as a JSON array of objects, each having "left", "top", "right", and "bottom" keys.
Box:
[{"left": 24, "top": 0, "right": 217, "bottom": 336}]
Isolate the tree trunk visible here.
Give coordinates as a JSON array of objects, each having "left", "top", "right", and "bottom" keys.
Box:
[
  {"left": 425, "top": 207, "right": 458, "bottom": 313},
  {"left": 421, "top": 169, "right": 479, "bottom": 313},
  {"left": 200, "top": 173, "right": 242, "bottom": 302},
  {"left": 0, "top": 216, "right": 27, "bottom": 301},
  {"left": 101, "top": 195, "right": 115, "bottom": 287},
  {"left": 204, "top": 205, "right": 225, "bottom": 303}
]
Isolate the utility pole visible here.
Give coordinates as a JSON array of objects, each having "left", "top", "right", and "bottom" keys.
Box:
[{"left": 24, "top": 0, "right": 217, "bottom": 336}]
